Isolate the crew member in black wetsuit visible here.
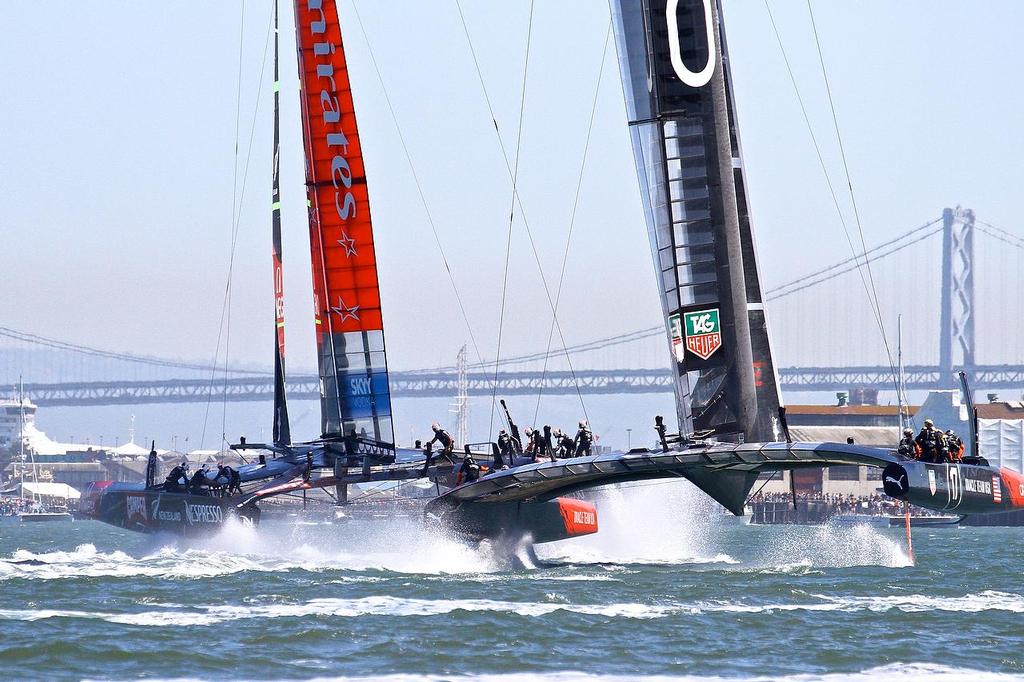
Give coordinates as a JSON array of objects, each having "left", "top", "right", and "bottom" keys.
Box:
[
  {"left": 531, "top": 427, "right": 550, "bottom": 461},
  {"left": 945, "top": 430, "right": 964, "bottom": 461},
  {"left": 427, "top": 422, "right": 454, "bottom": 455},
  {"left": 915, "top": 419, "right": 942, "bottom": 463},
  {"left": 496, "top": 429, "right": 513, "bottom": 469},
  {"left": 165, "top": 462, "right": 188, "bottom": 493},
  {"left": 422, "top": 422, "right": 454, "bottom": 476},
  {"left": 574, "top": 420, "right": 593, "bottom": 457},
  {"left": 461, "top": 453, "right": 480, "bottom": 484},
  {"left": 897, "top": 428, "right": 919, "bottom": 459},
  {"left": 522, "top": 427, "right": 537, "bottom": 460},
  {"left": 188, "top": 468, "right": 209, "bottom": 494},
  {"left": 554, "top": 429, "right": 575, "bottom": 458}
]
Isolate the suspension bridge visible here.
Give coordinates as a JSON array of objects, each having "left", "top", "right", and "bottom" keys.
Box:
[{"left": 4, "top": 207, "right": 1024, "bottom": 407}]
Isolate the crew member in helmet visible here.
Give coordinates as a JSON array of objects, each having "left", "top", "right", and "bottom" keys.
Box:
[
  {"left": 495, "top": 429, "right": 513, "bottom": 469},
  {"left": 422, "top": 422, "right": 455, "bottom": 476},
  {"left": 531, "top": 427, "right": 550, "bottom": 461},
  {"left": 574, "top": 419, "right": 593, "bottom": 457},
  {"left": 165, "top": 461, "right": 189, "bottom": 493},
  {"left": 946, "top": 429, "right": 965, "bottom": 461},
  {"left": 522, "top": 427, "right": 536, "bottom": 458},
  {"left": 915, "top": 419, "right": 942, "bottom": 463},
  {"left": 897, "top": 428, "right": 919, "bottom": 459},
  {"left": 553, "top": 428, "right": 575, "bottom": 459},
  {"left": 426, "top": 422, "right": 454, "bottom": 455}
]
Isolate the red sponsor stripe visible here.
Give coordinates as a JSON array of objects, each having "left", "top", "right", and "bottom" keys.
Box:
[
  {"left": 295, "top": 0, "right": 385, "bottom": 335},
  {"left": 556, "top": 497, "right": 599, "bottom": 537}
]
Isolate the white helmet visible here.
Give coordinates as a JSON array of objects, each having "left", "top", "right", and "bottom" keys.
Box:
[
  {"left": 431, "top": 422, "right": 440, "bottom": 430},
  {"left": 579, "top": 419, "right": 587, "bottom": 428}
]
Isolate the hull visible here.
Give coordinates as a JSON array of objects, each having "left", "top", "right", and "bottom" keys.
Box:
[
  {"left": 19, "top": 512, "right": 73, "bottom": 522},
  {"left": 82, "top": 484, "right": 259, "bottom": 536},
  {"left": 424, "top": 496, "right": 598, "bottom": 545},
  {"left": 882, "top": 460, "right": 1024, "bottom": 515}
]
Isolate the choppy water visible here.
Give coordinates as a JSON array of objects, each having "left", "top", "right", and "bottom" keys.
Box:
[{"left": 2, "top": 482, "right": 1023, "bottom": 681}]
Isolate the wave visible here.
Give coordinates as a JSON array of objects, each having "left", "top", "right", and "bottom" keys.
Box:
[
  {"left": 0, "top": 515, "right": 499, "bottom": 579},
  {"left": 121, "top": 663, "right": 1024, "bottom": 682},
  {"left": 6, "top": 590, "right": 1023, "bottom": 627}
]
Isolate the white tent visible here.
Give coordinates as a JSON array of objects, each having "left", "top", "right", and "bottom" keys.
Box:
[
  {"left": 979, "top": 419, "right": 1024, "bottom": 473},
  {"left": 112, "top": 441, "right": 149, "bottom": 457},
  {"left": 19, "top": 482, "right": 81, "bottom": 500}
]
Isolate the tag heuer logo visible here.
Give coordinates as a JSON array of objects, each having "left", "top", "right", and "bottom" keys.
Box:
[{"left": 683, "top": 308, "right": 722, "bottom": 360}]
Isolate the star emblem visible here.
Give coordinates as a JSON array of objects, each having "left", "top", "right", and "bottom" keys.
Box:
[
  {"left": 337, "top": 231, "right": 357, "bottom": 258},
  {"left": 330, "top": 297, "right": 361, "bottom": 323}
]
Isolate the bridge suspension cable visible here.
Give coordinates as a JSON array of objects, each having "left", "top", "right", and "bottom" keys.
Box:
[
  {"left": 0, "top": 326, "right": 271, "bottom": 376},
  {"left": 765, "top": 218, "right": 944, "bottom": 301}
]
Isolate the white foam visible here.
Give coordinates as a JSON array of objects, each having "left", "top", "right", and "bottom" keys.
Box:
[
  {"left": 751, "top": 520, "right": 913, "bottom": 569},
  {"left": 537, "top": 480, "right": 737, "bottom": 565},
  {"left": 0, "top": 596, "right": 681, "bottom": 627},
  {"left": 6, "top": 590, "right": 1020, "bottom": 627},
  {"left": 0, "top": 516, "right": 499, "bottom": 580},
  {"left": 128, "top": 662, "right": 1024, "bottom": 682}
]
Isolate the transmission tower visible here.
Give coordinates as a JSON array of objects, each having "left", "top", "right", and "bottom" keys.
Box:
[
  {"left": 939, "top": 206, "right": 975, "bottom": 386},
  {"left": 449, "top": 345, "right": 469, "bottom": 445}
]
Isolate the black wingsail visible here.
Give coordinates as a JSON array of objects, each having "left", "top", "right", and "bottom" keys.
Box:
[
  {"left": 610, "top": 0, "right": 782, "bottom": 442},
  {"left": 271, "top": 0, "right": 291, "bottom": 446}
]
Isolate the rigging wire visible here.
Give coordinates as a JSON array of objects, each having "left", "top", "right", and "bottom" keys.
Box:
[
  {"left": 489, "top": 0, "right": 535, "bottom": 440},
  {"left": 766, "top": 223, "right": 943, "bottom": 301},
  {"left": 202, "top": 0, "right": 248, "bottom": 451},
  {"left": 202, "top": 1, "right": 275, "bottom": 449},
  {"left": 763, "top": 0, "right": 886, "bottom": 331},
  {"left": 347, "top": 0, "right": 503, "bottom": 419},
  {"left": 533, "top": 21, "right": 612, "bottom": 426},
  {"left": 804, "top": 0, "right": 900, "bottom": 380},
  {"left": 765, "top": 0, "right": 903, "bottom": 400},
  {"left": 453, "top": 0, "right": 590, "bottom": 428},
  {"left": 767, "top": 217, "right": 941, "bottom": 297}
]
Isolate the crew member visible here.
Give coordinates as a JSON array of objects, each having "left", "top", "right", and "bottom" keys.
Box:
[
  {"left": 165, "top": 462, "right": 189, "bottom": 493},
  {"left": 897, "top": 428, "right": 919, "bottom": 459},
  {"left": 946, "top": 430, "right": 965, "bottom": 461},
  {"left": 554, "top": 428, "right": 576, "bottom": 458},
  {"left": 215, "top": 464, "right": 233, "bottom": 496},
  {"left": 496, "top": 429, "right": 514, "bottom": 468},
  {"left": 532, "top": 427, "right": 550, "bottom": 461},
  {"left": 523, "top": 427, "right": 537, "bottom": 460},
  {"left": 574, "top": 419, "right": 593, "bottom": 457},
  {"left": 188, "top": 467, "right": 209, "bottom": 494},
  {"left": 915, "top": 419, "right": 942, "bottom": 463},
  {"left": 461, "top": 453, "right": 481, "bottom": 484},
  {"left": 426, "top": 422, "right": 454, "bottom": 456}
]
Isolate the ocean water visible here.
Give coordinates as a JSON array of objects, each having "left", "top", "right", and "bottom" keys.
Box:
[{"left": 1, "top": 482, "right": 1023, "bottom": 681}]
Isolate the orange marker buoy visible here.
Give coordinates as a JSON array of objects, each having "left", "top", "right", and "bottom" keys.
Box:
[{"left": 904, "top": 502, "right": 915, "bottom": 566}]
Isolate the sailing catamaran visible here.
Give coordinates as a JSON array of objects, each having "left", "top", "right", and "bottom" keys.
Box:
[{"left": 83, "top": 0, "right": 1024, "bottom": 542}]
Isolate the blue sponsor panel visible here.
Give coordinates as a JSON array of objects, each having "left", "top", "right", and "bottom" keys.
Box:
[{"left": 336, "top": 368, "right": 392, "bottom": 420}]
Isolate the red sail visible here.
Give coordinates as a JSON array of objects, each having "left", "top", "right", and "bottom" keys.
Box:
[{"left": 292, "top": 0, "right": 393, "bottom": 442}]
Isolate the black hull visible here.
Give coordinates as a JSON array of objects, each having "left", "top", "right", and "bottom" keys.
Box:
[
  {"left": 424, "top": 496, "right": 598, "bottom": 545},
  {"left": 882, "top": 460, "right": 1024, "bottom": 515},
  {"left": 85, "top": 487, "right": 259, "bottom": 536}
]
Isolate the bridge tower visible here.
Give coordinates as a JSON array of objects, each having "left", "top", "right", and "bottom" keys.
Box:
[{"left": 939, "top": 207, "right": 975, "bottom": 387}]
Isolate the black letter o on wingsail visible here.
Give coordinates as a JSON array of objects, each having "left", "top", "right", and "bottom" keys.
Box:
[{"left": 667, "top": 0, "right": 716, "bottom": 88}]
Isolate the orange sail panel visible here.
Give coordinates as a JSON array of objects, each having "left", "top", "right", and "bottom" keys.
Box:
[{"left": 292, "top": 0, "right": 392, "bottom": 442}]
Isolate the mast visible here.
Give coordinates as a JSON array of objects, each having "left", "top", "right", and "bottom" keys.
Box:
[
  {"left": 291, "top": 0, "right": 395, "bottom": 444},
  {"left": 272, "top": 0, "right": 292, "bottom": 446},
  {"left": 897, "top": 314, "right": 906, "bottom": 434},
  {"left": 18, "top": 378, "right": 25, "bottom": 503},
  {"left": 609, "top": 0, "right": 781, "bottom": 442}
]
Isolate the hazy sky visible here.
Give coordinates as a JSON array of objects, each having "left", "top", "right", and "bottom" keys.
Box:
[{"left": 2, "top": 0, "right": 1023, "bottom": 380}]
